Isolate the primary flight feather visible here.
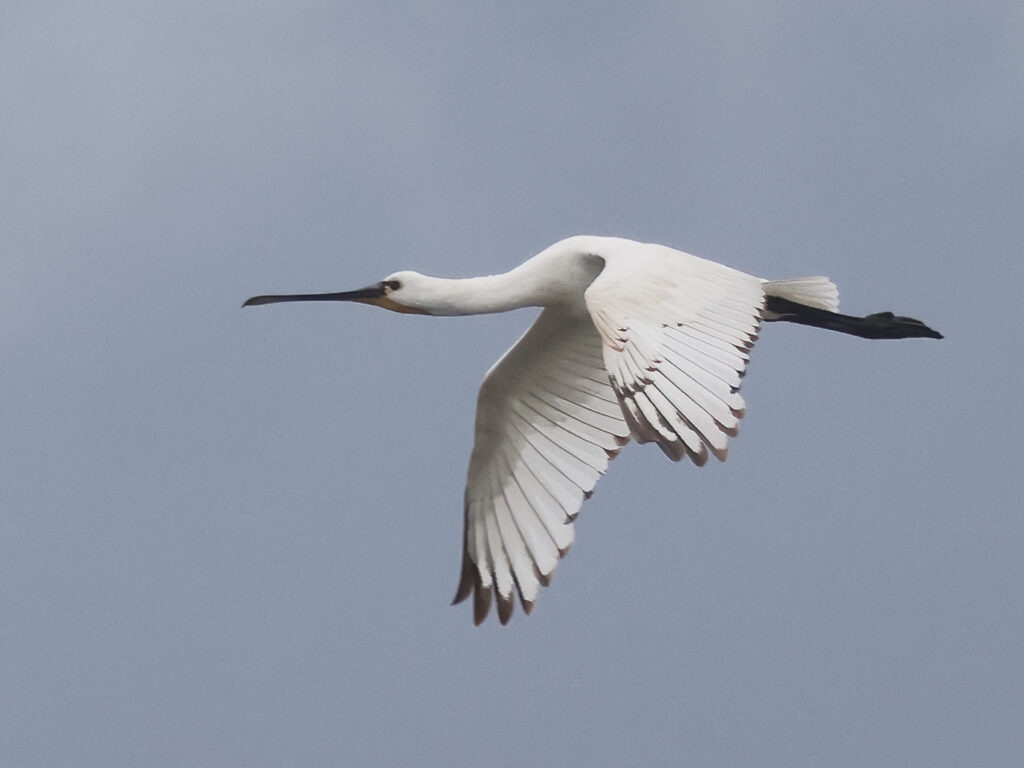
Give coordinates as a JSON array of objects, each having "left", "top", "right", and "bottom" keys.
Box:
[{"left": 244, "top": 235, "right": 941, "bottom": 624}]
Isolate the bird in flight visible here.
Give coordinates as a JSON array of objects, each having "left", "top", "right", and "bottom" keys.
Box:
[{"left": 244, "top": 236, "right": 941, "bottom": 625}]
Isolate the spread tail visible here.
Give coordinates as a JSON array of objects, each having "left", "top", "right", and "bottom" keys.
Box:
[{"left": 762, "top": 277, "right": 840, "bottom": 313}]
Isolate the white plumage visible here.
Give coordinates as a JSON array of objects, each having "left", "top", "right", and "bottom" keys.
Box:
[{"left": 244, "top": 235, "right": 941, "bottom": 624}]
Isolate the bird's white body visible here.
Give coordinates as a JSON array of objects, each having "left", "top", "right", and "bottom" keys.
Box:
[
  {"left": 244, "top": 235, "right": 938, "bottom": 624},
  {"left": 384, "top": 235, "right": 836, "bottom": 317},
  {"left": 419, "top": 237, "right": 834, "bottom": 623}
]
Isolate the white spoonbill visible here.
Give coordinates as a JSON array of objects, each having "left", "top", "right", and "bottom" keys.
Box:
[{"left": 244, "top": 235, "right": 941, "bottom": 624}]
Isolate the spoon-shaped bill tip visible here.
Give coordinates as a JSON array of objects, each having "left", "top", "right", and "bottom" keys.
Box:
[{"left": 242, "top": 285, "right": 387, "bottom": 308}]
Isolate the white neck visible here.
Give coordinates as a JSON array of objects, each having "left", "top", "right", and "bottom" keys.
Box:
[
  {"left": 400, "top": 254, "right": 603, "bottom": 316},
  {"left": 412, "top": 273, "right": 542, "bottom": 316}
]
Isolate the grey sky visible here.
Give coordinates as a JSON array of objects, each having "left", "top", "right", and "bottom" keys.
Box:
[{"left": 3, "top": 2, "right": 1022, "bottom": 766}]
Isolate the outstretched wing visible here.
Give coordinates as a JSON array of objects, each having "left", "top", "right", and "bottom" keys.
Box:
[
  {"left": 453, "top": 307, "right": 631, "bottom": 625},
  {"left": 584, "top": 243, "right": 766, "bottom": 465}
]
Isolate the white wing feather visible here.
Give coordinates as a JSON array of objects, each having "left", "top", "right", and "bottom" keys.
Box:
[
  {"left": 456, "top": 241, "right": 768, "bottom": 623},
  {"left": 453, "top": 306, "right": 630, "bottom": 624},
  {"left": 585, "top": 243, "right": 766, "bottom": 465}
]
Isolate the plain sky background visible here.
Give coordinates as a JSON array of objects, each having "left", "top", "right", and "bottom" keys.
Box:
[{"left": 3, "top": 2, "right": 1022, "bottom": 766}]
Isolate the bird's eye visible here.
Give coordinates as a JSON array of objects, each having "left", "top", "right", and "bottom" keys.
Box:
[{"left": 383, "top": 279, "right": 401, "bottom": 291}]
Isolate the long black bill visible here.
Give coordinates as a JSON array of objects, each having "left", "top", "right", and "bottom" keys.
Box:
[
  {"left": 764, "top": 296, "right": 943, "bottom": 339},
  {"left": 242, "top": 284, "right": 385, "bottom": 308}
]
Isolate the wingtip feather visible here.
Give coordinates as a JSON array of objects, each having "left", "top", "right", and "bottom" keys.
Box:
[
  {"left": 452, "top": 552, "right": 475, "bottom": 606},
  {"left": 497, "top": 591, "right": 515, "bottom": 624},
  {"left": 473, "top": 583, "right": 492, "bottom": 625},
  {"left": 689, "top": 445, "right": 709, "bottom": 467}
]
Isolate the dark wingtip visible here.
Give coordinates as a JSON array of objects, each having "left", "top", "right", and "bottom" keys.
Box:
[
  {"left": 452, "top": 572, "right": 493, "bottom": 625},
  {"left": 473, "top": 585, "right": 492, "bottom": 626},
  {"left": 536, "top": 565, "right": 552, "bottom": 588},
  {"left": 452, "top": 551, "right": 476, "bottom": 606},
  {"left": 496, "top": 592, "right": 515, "bottom": 625}
]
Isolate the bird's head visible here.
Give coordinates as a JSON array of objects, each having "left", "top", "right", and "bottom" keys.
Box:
[
  {"left": 242, "top": 270, "right": 431, "bottom": 315},
  {"left": 370, "top": 271, "right": 434, "bottom": 314}
]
